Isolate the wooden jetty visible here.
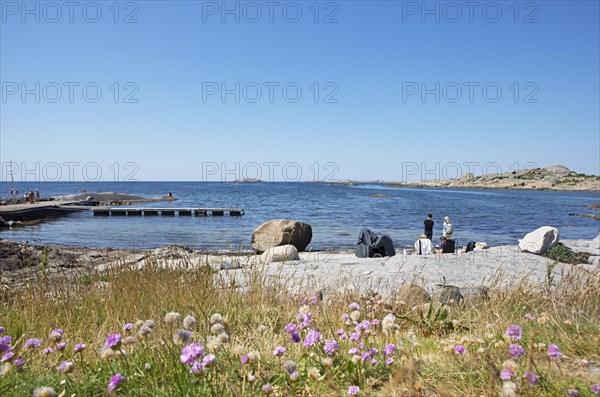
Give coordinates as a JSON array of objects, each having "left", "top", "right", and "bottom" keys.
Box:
[{"left": 92, "top": 207, "right": 244, "bottom": 217}]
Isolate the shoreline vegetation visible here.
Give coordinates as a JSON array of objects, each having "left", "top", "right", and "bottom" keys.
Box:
[{"left": 1, "top": 233, "right": 599, "bottom": 396}]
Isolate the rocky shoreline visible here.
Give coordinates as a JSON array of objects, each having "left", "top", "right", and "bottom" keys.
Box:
[
  {"left": 2, "top": 232, "right": 598, "bottom": 299},
  {"left": 387, "top": 165, "right": 600, "bottom": 192}
]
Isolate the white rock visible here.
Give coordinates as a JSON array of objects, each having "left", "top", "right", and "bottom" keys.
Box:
[
  {"left": 260, "top": 245, "right": 300, "bottom": 263},
  {"left": 518, "top": 226, "right": 560, "bottom": 254}
]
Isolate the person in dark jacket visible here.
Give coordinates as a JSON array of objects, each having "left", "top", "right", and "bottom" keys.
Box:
[{"left": 424, "top": 213, "right": 434, "bottom": 240}]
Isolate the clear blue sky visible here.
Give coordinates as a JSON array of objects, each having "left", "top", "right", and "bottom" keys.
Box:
[{"left": 1, "top": 0, "right": 599, "bottom": 182}]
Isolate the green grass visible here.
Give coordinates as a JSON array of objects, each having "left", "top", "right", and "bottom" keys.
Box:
[{"left": 1, "top": 257, "right": 599, "bottom": 396}]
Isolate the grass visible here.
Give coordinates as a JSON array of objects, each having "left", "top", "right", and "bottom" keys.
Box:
[{"left": 1, "top": 255, "right": 599, "bottom": 396}]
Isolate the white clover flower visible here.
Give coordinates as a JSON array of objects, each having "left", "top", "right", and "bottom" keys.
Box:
[
  {"left": 164, "top": 312, "right": 182, "bottom": 325},
  {"left": 183, "top": 315, "right": 197, "bottom": 330},
  {"left": 210, "top": 313, "right": 223, "bottom": 324}
]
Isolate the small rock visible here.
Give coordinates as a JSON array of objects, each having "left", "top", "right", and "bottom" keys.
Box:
[{"left": 260, "top": 245, "right": 300, "bottom": 263}]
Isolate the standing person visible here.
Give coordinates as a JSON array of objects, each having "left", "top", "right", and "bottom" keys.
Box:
[
  {"left": 35, "top": 189, "right": 40, "bottom": 203},
  {"left": 443, "top": 216, "right": 454, "bottom": 238},
  {"left": 424, "top": 213, "right": 434, "bottom": 240},
  {"left": 28, "top": 190, "right": 35, "bottom": 204}
]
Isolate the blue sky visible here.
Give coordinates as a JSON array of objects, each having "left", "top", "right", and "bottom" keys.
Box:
[{"left": 1, "top": 0, "right": 599, "bottom": 182}]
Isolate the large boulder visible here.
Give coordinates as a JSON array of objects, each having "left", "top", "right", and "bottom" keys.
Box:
[
  {"left": 251, "top": 220, "right": 312, "bottom": 253},
  {"left": 518, "top": 226, "right": 560, "bottom": 254},
  {"left": 260, "top": 245, "right": 300, "bottom": 263}
]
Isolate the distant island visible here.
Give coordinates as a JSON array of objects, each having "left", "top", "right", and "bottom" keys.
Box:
[{"left": 387, "top": 165, "right": 599, "bottom": 192}]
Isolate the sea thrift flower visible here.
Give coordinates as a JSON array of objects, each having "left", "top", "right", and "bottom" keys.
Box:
[
  {"left": 548, "top": 344, "right": 562, "bottom": 359},
  {"left": 454, "top": 345, "right": 466, "bottom": 355},
  {"left": 0, "top": 336, "right": 11, "bottom": 352},
  {"left": 210, "top": 323, "right": 225, "bottom": 335},
  {"left": 122, "top": 336, "right": 137, "bottom": 345},
  {"left": 303, "top": 330, "right": 322, "bottom": 347},
  {"left": 348, "top": 385, "right": 360, "bottom": 395},
  {"left": 508, "top": 344, "right": 526, "bottom": 359},
  {"left": 383, "top": 343, "right": 396, "bottom": 357},
  {"left": 349, "top": 332, "right": 361, "bottom": 342},
  {"left": 206, "top": 336, "right": 222, "bottom": 351},
  {"left": 201, "top": 354, "right": 216, "bottom": 368},
  {"left": 138, "top": 325, "right": 152, "bottom": 336},
  {"left": 173, "top": 330, "right": 192, "bottom": 346},
  {"left": 183, "top": 315, "right": 197, "bottom": 330},
  {"left": 307, "top": 366, "right": 320, "bottom": 379},
  {"left": 24, "top": 338, "right": 42, "bottom": 350},
  {"left": 348, "top": 347, "right": 359, "bottom": 355},
  {"left": 108, "top": 373, "right": 126, "bottom": 392},
  {"left": 33, "top": 386, "right": 57, "bottom": 397},
  {"left": 123, "top": 323, "right": 134, "bottom": 331},
  {"left": 262, "top": 383, "right": 273, "bottom": 395},
  {"left": 524, "top": 313, "right": 534, "bottom": 321},
  {"left": 180, "top": 343, "right": 205, "bottom": 365},
  {"left": 324, "top": 339, "right": 339, "bottom": 355},
  {"left": 209, "top": 313, "right": 223, "bottom": 324},
  {"left": 190, "top": 361, "right": 207, "bottom": 375},
  {"left": 578, "top": 310, "right": 584, "bottom": 315},
  {"left": 284, "top": 323, "right": 297, "bottom": 334},
  {"left": 500, "top": 369, "right": 515, "bottom": 380},
  {"left": 73, "top": 343, "right": 86, "bottom": 353},
  {"left": 55, "top": 343, "right": 66, "bottom": 351},
  {"left": 349, "top": 302, "right": 360, "bottom": 311},
  {"left": 282, "top": 360, "right": 297, "bottom": 374},
  {"left": 49, "top": 328, "right": 64, "bottom": 342},
  {"left": 568, "top": 389, "right": 579, "bottom": 396},
  {"left": 241, "top": 355, "right": 249, "bottom": 365},
  {"left": 272, "top": 346, "right": 286, "bottom": 357},
  {"left": 247, "top": 350, "right": 261, "bottom": 363},
  {"left": 144, "top": 319, "right": 156, "bottom": 328},
  {"left": 43, "top": 347, "right": 53, "bottom": 354},
  {"left": 217, "top": 332, "right": 230, "bottom": 344},
  {"left": 290, "top": 331, "right": 301, "bottom": 343},
  {"left": 14, "top": 357, "right": 25, "bottom": 371},
  {"left": 385, "top": 357, "right": 394, "bottom": 365},
  {"left": 289, "top": 370, "right": 299, "bottom": 381},
  {"left": 57, "top": 361, "right": 74, "bottom": 373},
  {"left": 591, "top": 384, "right": 600, "bottom": 394},
  {"left": 105, "top": 334, "right": 122, "bottom": 350},
  {"left": 321, "top": 357, "right": 333, "bottom": 367},
  {"left": 1, "top": 351, "right": 15, "bottom": 362},
  {"left": 523, "top": 371, "right": 539, "bottom": 386},
  {"left": 506, "top": 325, "right": 522, "bottom": 340},
  {"left": 164, "top": 312, "right": 181, "bottom": 325}
]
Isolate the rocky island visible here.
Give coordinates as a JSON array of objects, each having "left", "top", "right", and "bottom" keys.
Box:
[{"left": 389, "top": 165, "right": 599, "bottom": 192}]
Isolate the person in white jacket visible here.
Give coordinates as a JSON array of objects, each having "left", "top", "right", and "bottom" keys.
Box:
[
  {"left": 443, "top": 216, "right": 454, "bottom": 238},
  {"left": 415, "top": 234, "right": 432, "bottom": 255}
]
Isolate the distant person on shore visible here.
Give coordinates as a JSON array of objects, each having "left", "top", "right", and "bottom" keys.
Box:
[
  {"left": 414, "top": 234, "right": 432, "bottom": 255},
  {"left": 436, "top": 236, "right": 447, "bottom": 253},
  {"left": 167, "top": 192, "right": 173, "bottom": 201},
  {"left": 424, "top": 213, "right": 434, "bottom": 240},
  {"left": 35, "top": 189, "right": 40, "bottom": 203},
  {"left": 443, "top": 216, "right": 453, "bottom": 238},
  {"left": 28, "top": 190, "right": 35, "bottom": 204}
]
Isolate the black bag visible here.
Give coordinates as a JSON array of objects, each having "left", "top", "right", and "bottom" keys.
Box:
[
  {"left": 465, "top": 241, "right": 476, "bottom": 253},
  {"left": 443, "top": 239, "right": 456, "bottom": 253},
  {"left": 355, "top": 228, "right": 396, "bottom": 258}
]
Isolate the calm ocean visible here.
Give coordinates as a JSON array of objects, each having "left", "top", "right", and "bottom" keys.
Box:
[{"left": 1, "top": 182, "right": 599, "bottom": 251}]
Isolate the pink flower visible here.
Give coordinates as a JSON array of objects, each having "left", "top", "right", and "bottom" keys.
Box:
[
  {"left": 108, "top": 373, "right": 126, "bottom": 391},
  {"left": 348, "top": 385, "right": 360, "bottom": 395},
  {"left": 506, "top": 325, "right": 522, "bottom": 340},
  {"left": 324, "top": 339, "right": 339, "bottom": 355},
  {"left": 104, "top": 333, "right": 122, "bottom": 350},
  {"left": 454, "top": 345, "right": 466, "bottom": 355},
  {"left": 547, "top": 344, "right": 561, "bottom": 359},
  {"left": 272, "top": 346, "right": 286, "bottom": 357}
]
